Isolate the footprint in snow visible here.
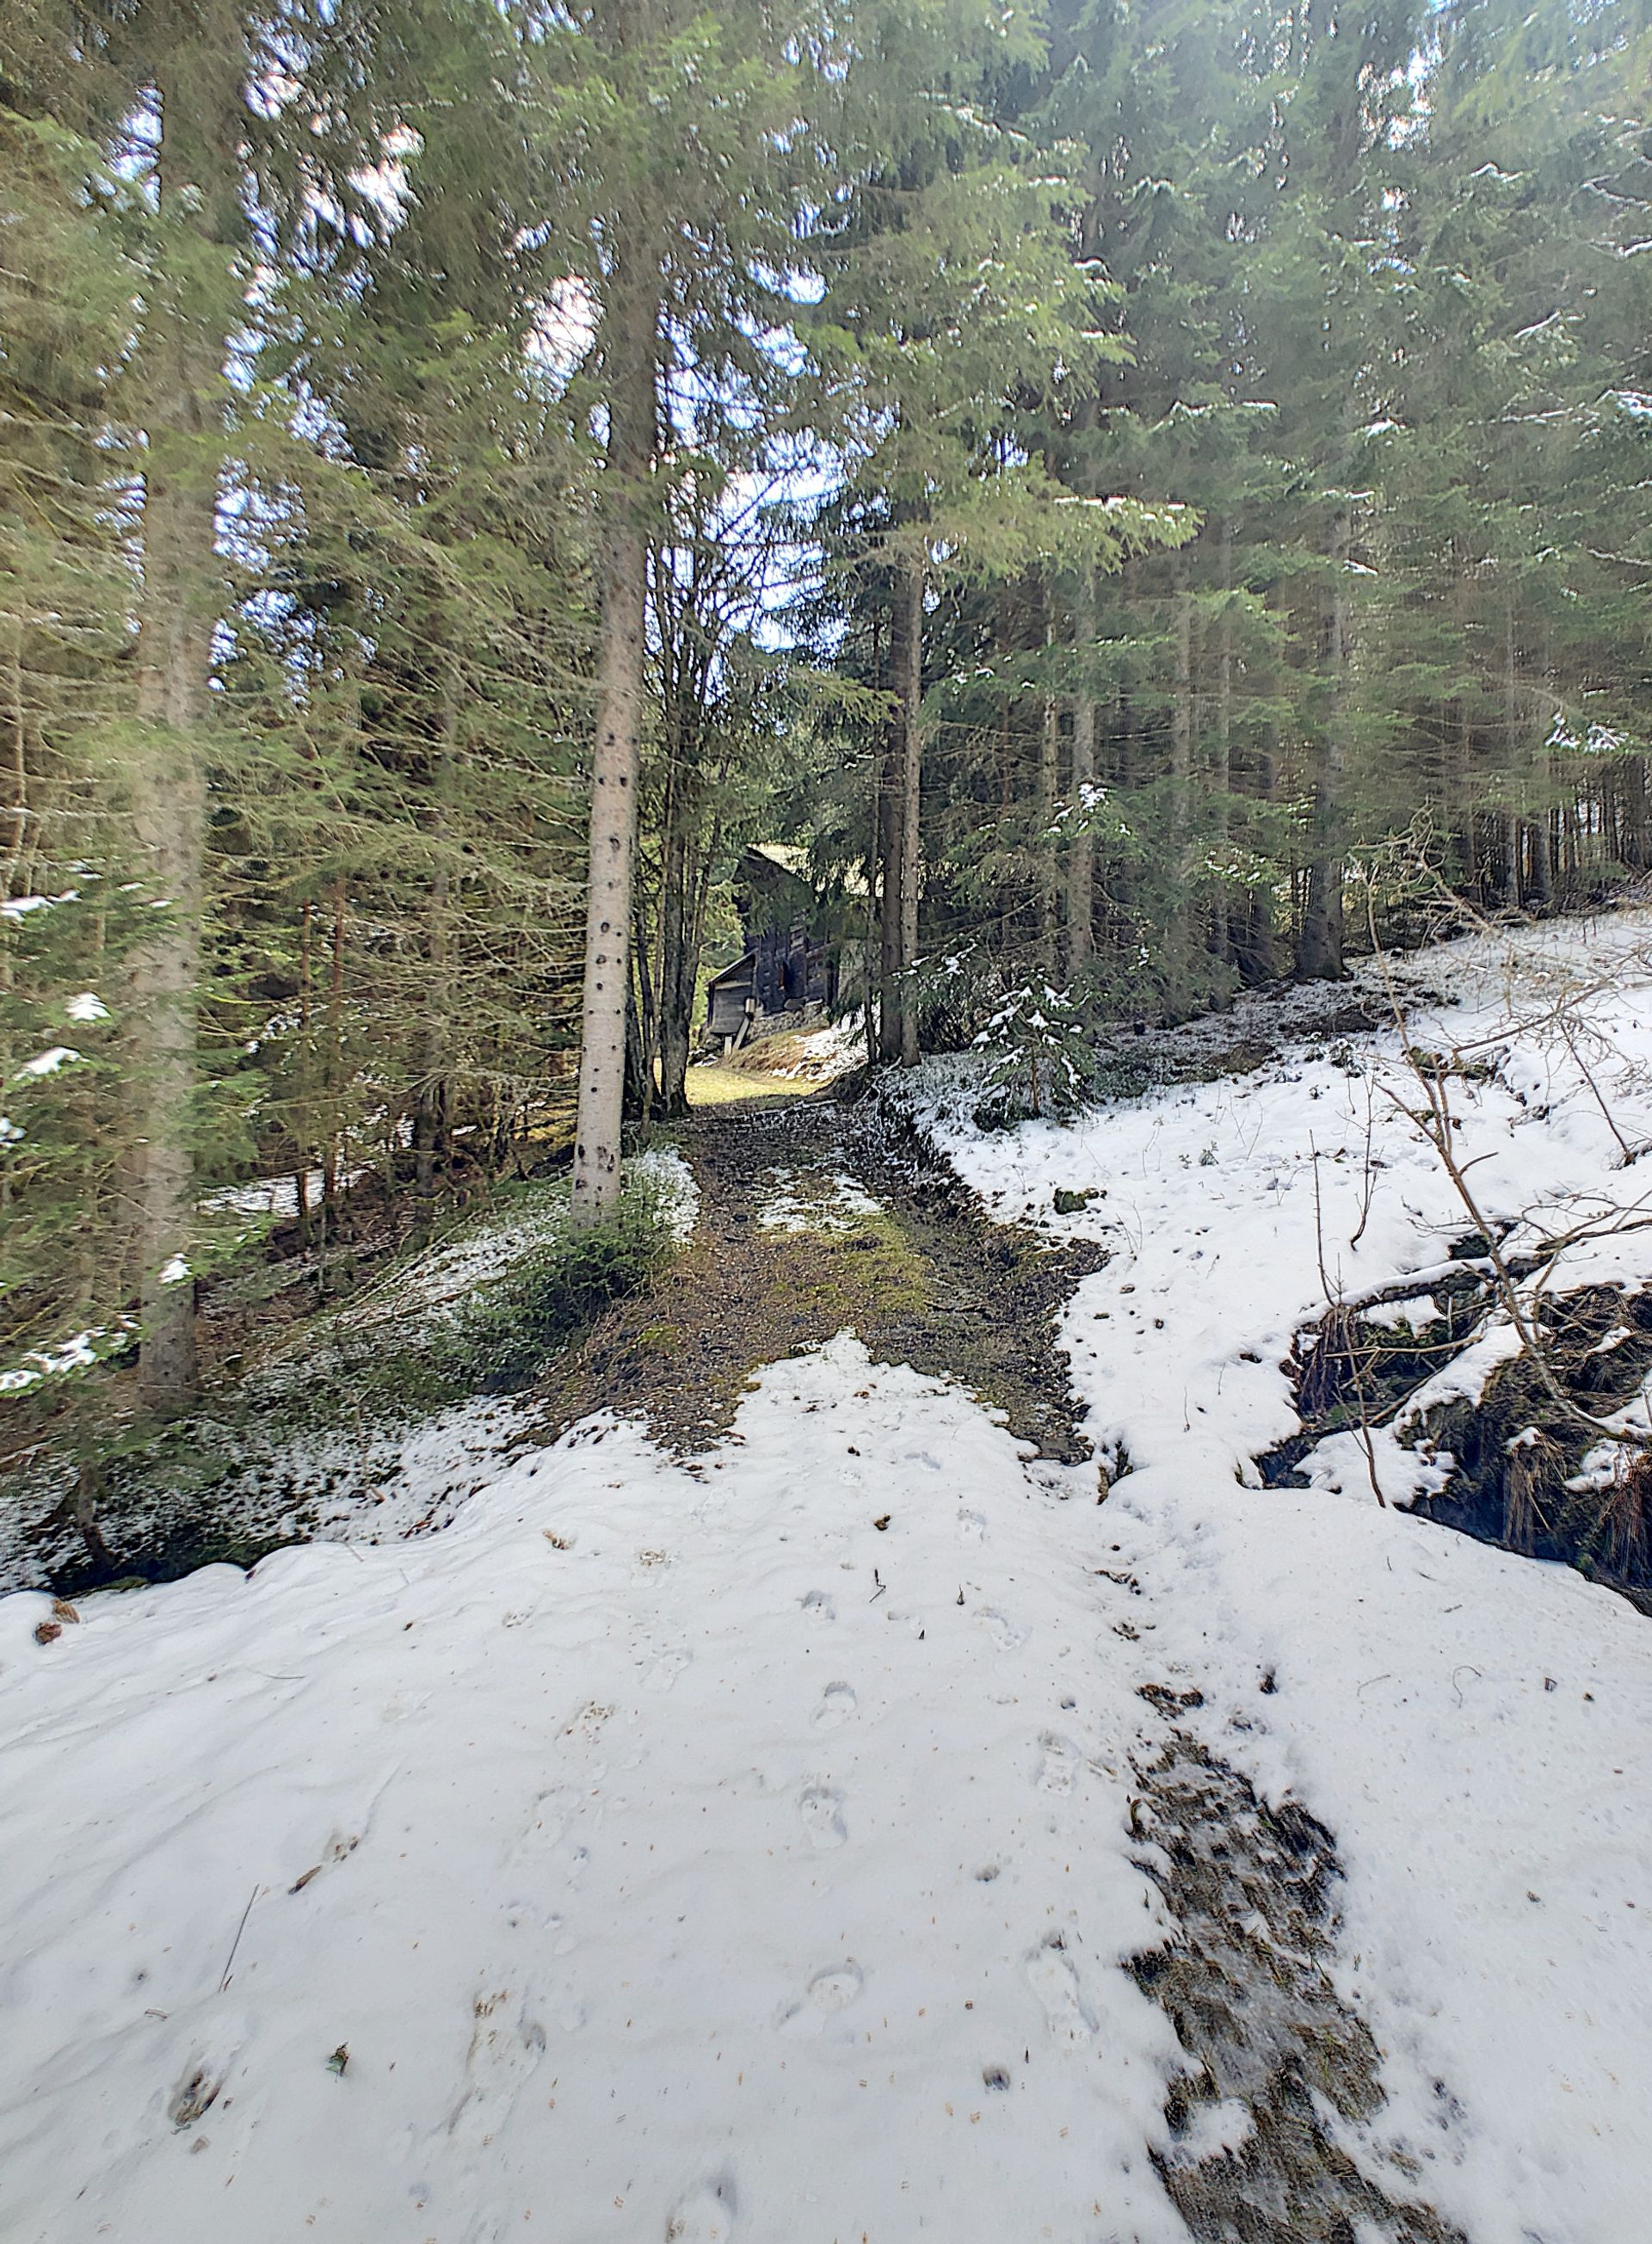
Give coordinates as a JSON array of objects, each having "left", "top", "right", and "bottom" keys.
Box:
[
  {"left": 518, "top": 1786, "right": 569, "bottom": 1841},
  {"left": 1026, "top": 1932, "right": 1097, "bottom": 2049},
  {"left": 980, "top": 1607, "right": 1028, "bottom": 1651},
  {"left": 515, "top": 1788, "right": 594, "bottom": 1884},
  {"left": 797, "top": 1785, "right": 848, "bottom": 1849},
  {"left": 778, "top": 1961, "right": 864, "bottom": 2039},
  {"left": 459, "top": 2211, "right": 511, "bottom": 2244},
  {"left": 664, "top": 2171, "right": 738, "bottom": 2241},
  {"left": 957, "top": 1509, "right": 988, "bottom": 1543},
  {"left": 1036, "top": 1731, "right": 1081, "bottom": 1796},
  {"left": 169, "top": 2052, "right": 231, "bottom": 2129},
  {"left": 449, "top": 1989, "right": 546, "bottom": 2148},
  {"left": 812, "top": 1681, "right": 857, "bottom": 1729},
  {"left": 643, "top": 1648, "right": 693, "bottom": 1692},
  {"left": 799, "top": 1589, "right": 835, "bottom": 1624}
]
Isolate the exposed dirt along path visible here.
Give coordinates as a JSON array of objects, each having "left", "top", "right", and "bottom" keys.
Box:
[
  {"left": 537, "top": 1094, "right": 1102, "bottom": 1464},
  {"left": 624, "top": 1094, "right": 1472, "bottom": 2244}
]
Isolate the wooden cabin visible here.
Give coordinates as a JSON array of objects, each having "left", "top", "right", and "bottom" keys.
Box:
[{"left": 704, "top": 848, "right": 836, "bottom": 1046}]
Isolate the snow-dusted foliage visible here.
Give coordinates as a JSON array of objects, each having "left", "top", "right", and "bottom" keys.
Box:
[{"left": 971, "top": 979, "right": 1100, "bottom": 1126}]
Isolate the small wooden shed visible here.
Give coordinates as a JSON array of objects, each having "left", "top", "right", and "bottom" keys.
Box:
[{"left": 704, "top": 849, "right": 835, "bottom": 1045}]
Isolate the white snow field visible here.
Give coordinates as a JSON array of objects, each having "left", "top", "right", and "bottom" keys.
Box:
[{"left": 4, "top": 915, "right": 1652, "bottom": 2244}]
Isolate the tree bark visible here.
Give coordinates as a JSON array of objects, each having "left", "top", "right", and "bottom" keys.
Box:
[
  {"left": 1212, "top": 524, "right": 1233, "bottom": 970},
  {"left": 1497, "top": 595, "right": 1522, "bottom": 908},
  {"left": 1528, "top": 628, "right": 1555, "bottom": 910},
  {"left": 1167, "top": 575, "right": 1194, "bottom": 990},
  {"left": 128, "top": 37, "right": 240, "bottom": 1410},
  {"left": 3, "top": 621, "right": 27, "bottom": 895},
  {"left": 1238, "top": 726, "right": 1282, "bottom": 983},
  {"left": 570, "top": 220, "right": 656, "bottom": 1225},
  {"left": 1296, "top": 509, "right": 1349, "bottom": 980},
  {"left": 412, "top": 658, "right": 456, "bottom": 1230},
  {"left": 294, "top": 896, "right": 314, "bottom": 1243},
  {"left": 654, "top": 712, "right": 727, "bottom": 1119},
  {"left": 877, "top": 571, "right": 907, "bottom": 1064},
  {"left": 896, "top": 556, "right": 923, "bottom": 1067},
  {"left": 656, "top": 812, "right": 694, "bottom": 1117},
  {"left": 1038, "top": 577, "right": 1061, "bottom": 970},
  {"left": 1066, "top": 570, "right": 1096, "bottom": 977},
  {"left": 1623, "top": 758, "right": 1651, "bottom": 874}
]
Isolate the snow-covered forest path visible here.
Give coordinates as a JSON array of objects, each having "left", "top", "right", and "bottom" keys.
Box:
[{"left": 6, "top": 922, "right": 1652, "bottom": 2244}]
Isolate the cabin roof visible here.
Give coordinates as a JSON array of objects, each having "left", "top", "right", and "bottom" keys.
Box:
[{"left": 706, "top": 950, "right": 758, "bottom": 991}]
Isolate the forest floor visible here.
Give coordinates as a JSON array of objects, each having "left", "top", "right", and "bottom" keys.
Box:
[{"left": 5, "top": 919, "right": 1652, "bottom": 2244}]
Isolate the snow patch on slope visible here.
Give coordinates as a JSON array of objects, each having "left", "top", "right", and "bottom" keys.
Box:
[
  {"left": 0, "top": 1340, "right": 1192, "bottom": 2244},
  {"left": 899, "top": 909, "right": 1652, "bottom": 2244}
]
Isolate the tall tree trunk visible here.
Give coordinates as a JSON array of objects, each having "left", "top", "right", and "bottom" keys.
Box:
[
  {"left": 877, "top": 573, "right": 907, "bottom": 1064},
  {"left": 412, "top": 659, "right": 456, "bottom": 1228},
  {"left": 1527, "top": 627, "right": 1554, "bottom": 911},
  {"left": 656, "top": 815, "right": 694, "bottom": 1117},
  {"left": 653, "top": 657, "right": 691, "bottom": 1118},
  {"left": 1498, "top": 595, "right": 1523, "bottom": 908},
  {"left": 570, "top": 222, "right": 656, "bottom": 1225},
  {"left": 3, "top": 621, "right": 27, "bottom": 895},
  {"left": 128, "top": 38, "right": 239, "bottom": 1410},
  {"left": 1624, "top": 759, "right": 1651, "bottom": 874},
  {"left": 655, "top": 718, "right": 726, "bottom": 1118},
  {"left": 1296, "top": 510, "right": 1350, "bottom": 980},
  {"left": 1066, "top": 570, "right": 1096, "bottom": 978},
  {"left": 1212, "top": 526, "right": 1233, "bottom": 971},
  {"left": 631, "top": 898, "right": 656, "bottom": 1122},
  {"left": 895, "top": 556, "right": 923, "bottom": 1067},
  {"left": 294, "top": 897, "right": 313, "bottom": 1244},
  {"left": 1167, "top": 575, "right": 1194, "bottom": 992},
  {"left": 1239, "top": 726, "right": 1282, "bottom": 983},
  {"left": 1444, "top": 549, "right": 1476, "bottom": 891},
  {"left": 317, "top": 875, "right": 346, "bottom": 1278},
  {"left": 1108, "top": 559, "right": 1137, "bottom": 946},
  {"left": 1038, "top": 578, "right": 1061, "bottom": 970}
]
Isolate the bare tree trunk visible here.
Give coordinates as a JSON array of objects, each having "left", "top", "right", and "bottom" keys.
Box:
[
  {"left": 1212, "top": 525, "right": 1233, "bottom": 969},
  {"left": 655, "top": 718, "right": 727, "bottom": 1119},
  {"left": 656, "top": 811, "right": 694, "bottom": 1117},
  {"left": 1066, "top": 570, "right": 1096, "bottom": 977},
  {"left": 1038, "top": 578, "right": 1061, "bottom": 970},
  {"left": 1106, "top": 558, "right": 1137, "bottom": 947},
  {"left": 653, "top": 648, "right": 691, "bottom": 1118},
  {"left": 1297, "top": 510, "right": 1350, "bottom": 980},
  {"left": 1168, "top": 576, "right": 1194, "bottom": 989},
  {"left": 896, "top": 556, "right": 923, "bottom": 1067},
  {"left": 1443, "top": 550, "right": 1476, "bottom": 891},
  {"left": 632, "top": 897, "right": 657, "bottom": 1122},
  {"left": 1499, "top": 595, "right": 1524, "bottom": 909},
  {"left": 1528, "top": 626, "right": 1554, "bottom": 910},
  {"left": 1239, "top": 726, "right": 1282, "bottom": 983},
  {"left": 294, "top": 897, "right": 314, "bottom": 1243},
  {"left": 570, "top": 220, "right": 656, "bottom": 1225},
  {"left": 877, "top": 575, "right": 906, "bottom": 1064},
  {"left": 128, "top": 40, "right": 239, "bottom": 1410},
  {"left": 1624, "top": 758, "right": 1651, "bottom": 874},
  {"left": 412, "top": 688, "right": 455, "bottom": 1230},
  {"left": 3, "top": 621, "right": 27, "bottom": 895}
]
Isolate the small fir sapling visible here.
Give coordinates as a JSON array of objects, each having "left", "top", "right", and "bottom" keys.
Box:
[{"left": 971, "top": 982, "right": 1098, "bottom": 1130}]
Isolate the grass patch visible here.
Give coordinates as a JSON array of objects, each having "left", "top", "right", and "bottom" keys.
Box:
[{"left": 684, "top": 1063, "right": 811, "bottom": 1107}]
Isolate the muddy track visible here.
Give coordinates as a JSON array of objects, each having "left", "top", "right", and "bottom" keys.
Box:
[
  {"left": 536, "top": 1093, "right": 1106, "bottom": 1463},
  {"left": 539, "top": 1090, "right": 1471, "bottom": 2241},
  {"left": 1129, "top": 1705, "right": 1466, "bottom": 2243}
]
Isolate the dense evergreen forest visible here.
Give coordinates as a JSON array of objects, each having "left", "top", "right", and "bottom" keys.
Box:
[{"left": 3, "top": 0, "right": 1649, "bottom": 1421}]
